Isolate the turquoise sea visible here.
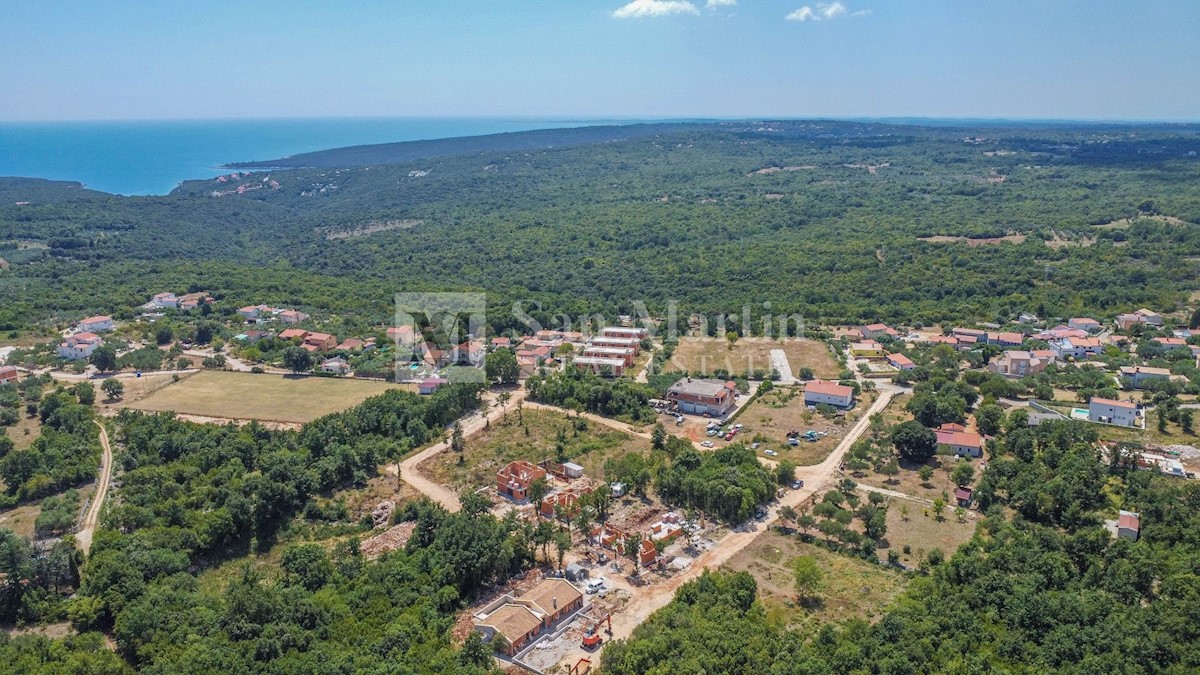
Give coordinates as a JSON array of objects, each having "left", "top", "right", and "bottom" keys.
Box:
[{"left": 0, "top": 118, "right": 631, "bottom": 196}]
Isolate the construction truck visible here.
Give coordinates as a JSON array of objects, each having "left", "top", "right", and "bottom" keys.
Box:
[{"left": 581, "top": 614, "right": 612, "bottom": 649}]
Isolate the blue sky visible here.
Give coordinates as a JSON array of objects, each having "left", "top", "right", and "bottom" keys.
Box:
[{"left": 2, "top": 1, "right": 1197, "bottom": 121}]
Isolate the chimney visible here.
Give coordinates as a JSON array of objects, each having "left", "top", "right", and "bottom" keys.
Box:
[{"left": 552, "top": 598, "right": 558, "bottom": 610}]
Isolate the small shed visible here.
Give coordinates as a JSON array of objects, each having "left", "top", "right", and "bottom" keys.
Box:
[
  {"left": 565, "top": 563, "right": 589, "bottom": 582},
  {"left": 562, "top": 462, "right": 584, "bottom": 479},
  {"left": 954, "top": 486, "right": 973, "bottom": 507}
]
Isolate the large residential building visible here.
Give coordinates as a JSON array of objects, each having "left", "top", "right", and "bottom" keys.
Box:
[
  {"left": 988, "top": 350, "right": 1050, "bottom": 378},
  {"left": 803, "top": 380, "right": 854, "bottom": 409},
  {"left": 78, "top": 315, "right": 113, "bottom": 333},
  {"left": 150, "top": 292, "right": 179, "bottom": 309},
  {"left": 573, "top": 355, "right": 627, "bottom": 377},
  {"left": 58, "top": 333, "right": 103, "bottom": 360},
  {"left": 600, "top": 326, "right": 648, "bottom": 340},
  {"left": 667, "top": 378, "right": 737, "bottom": 417},
  {"left": 1089, "top": 397, "right": 1139, "bottom": 427},
  {"left": 473, "top": 578, "right": 584, "bottom": 656},
  {"left": 1051, "top": 336, "right": 1103, "bottom": 360},
  {"left": 582, "top": 345, "right": 635, "bottom": 366},
  {"left": 589, "top": 335, "right": 641, "bottom": 353},
  {"left": 1119, "top": 365, "right": 1171, "bottom": 389}
]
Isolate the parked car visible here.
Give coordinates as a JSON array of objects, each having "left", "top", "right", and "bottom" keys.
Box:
[
  {"left": 586, "top": 577, "right": 608, "bottom": 594},
  {"left": 791, "top": 479, "right": 804, "bottom": 489},
  {"left": 764, "top": 449, "right": 778, "bottom": 457},
  {"left": 734, "top": 423, "right": 743, "bottom": 431},
  {"left": 701, "top": 440, "right": 714, "bottom": 448},
  {"left": 788, "top": 438, "right": 799, "bottom": 447},
  {"left": 751, "top": 442, "right": 760, "bottom": 450}
]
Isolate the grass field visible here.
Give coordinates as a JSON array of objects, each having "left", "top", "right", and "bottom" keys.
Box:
[
  {"left": 723, "top": 530, "right": 908, "bottom": 631},
  {"left": 664, "top": 338, "right": 841, "bottom": 379},
  {"left": 874, "top": 494, "right": 978, "bottom": 569},
  {"left": 126, "top": 370, "right": 411, "bottom": 423},
  {"left": 420, "top": 408, "right": 650, "bottom": 491}
]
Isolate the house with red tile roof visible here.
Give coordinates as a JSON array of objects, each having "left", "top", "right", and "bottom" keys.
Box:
[
  {"left": 336, "top": 337, "right": 365, "bottom": 351},
  {"left": 1152, "top": 337, "right": 1188, "bottom": 351},
  {"left": 58, "top": 333, "right": 103, "bottom": 360},
  {"left": 886, "top": 353, "right": 915, "bottom": 370},
  {"left": 79, "top": 315, "right": 113, "bottom": 333},
  {"left": 1117, "top": 510, "right": 1140, "bottom": 541},
  {"left": 860, "top": 323, "right": 899, "bottom": 338},
  {"left": 1068, "top": 317, "right": 1102, "bottom": 333},
  {"left": 936, "top": 425, "right": 983, "bottom": 458},
  {"left": 387, "top": 325, "right": 417, "bottom": 346},
  {"left": 1088, "top": 397, "right": 1139, "bottom": 427},
  {"left": 988, "top": 350, "right": 1049, "bottom": 378},
  {"left": 804, "top": 380, "right": 854, "bottom": 409}
]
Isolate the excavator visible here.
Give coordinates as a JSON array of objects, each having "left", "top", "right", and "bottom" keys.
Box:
[{"left": 581, "top": 613, "right": 612, "bottom": 649}]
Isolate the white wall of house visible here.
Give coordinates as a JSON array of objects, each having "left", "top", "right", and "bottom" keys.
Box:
[{"left": 804, "top": 391, "right": 853, "bottom": 408}]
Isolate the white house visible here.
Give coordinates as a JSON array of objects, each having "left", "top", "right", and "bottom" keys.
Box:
[
  {"left": 279, "top": 309, "right": 310, "bottom": 325},
  {"left": 1051, "top": 336, "right": 1102, "bottom": 360},
  {"left": 804, "top": 380, "right": 854, "bottom": 409},
  {"left": 321, "top": 356, "right": 351, "bottom": 375},
  {"left": 1088, "top": 397, "right": 1139, "bottom": 427},
  {"left": 418, "top": 377, "right": 448, "bottom": 395},
  {"left": 1068, "top": 317, "right": 1102, "bottom": 333},
  {"left": 1119, "top": 366, "right": 1171, "bottom": 389},
  {"left": 78, "top": 315, "right": 113, "bottom": 333},
  {"left": 150, "top": 292, "right": 178, "bottom": 309},
  {"left": 58, "top": 333, "right": 103, "bottom": 360},
  {"left": 935, "top": 424, "right": 984, "bottom": 458},
  {"left": 238, "top": 304, "right": 273, "bottom": 320}
]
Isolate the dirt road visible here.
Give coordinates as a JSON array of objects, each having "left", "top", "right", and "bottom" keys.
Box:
[
  {"left": 552, "top": 382, "right": 903, "bottom": 669},
  {"left": 387, "top": 389, "right": 527, "bottom": 512},
  {"left": 76, "top": 420, "right": 113, "bottom": 553}
]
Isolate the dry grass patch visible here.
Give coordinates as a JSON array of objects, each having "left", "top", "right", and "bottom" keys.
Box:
[
  {"left": 877, "top": 495, "right": 978, "bottom": 569},
  {"left": 723, "top": 529, "right": 908, "bottom": 630},
  {"left": 665, "top": 338, "right": 840, "bottom": 379},
  {"left": 126, "top": 370, "right": 410, "bottom": 423},
  {"left": 419, "top": 408, "right": 650, "bottom": 491},
  {"left": 8, "top": 414, "right": 42, "bottom": 451}
]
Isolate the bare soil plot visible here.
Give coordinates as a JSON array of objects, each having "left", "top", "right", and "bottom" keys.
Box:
[
  {"left": 0, "top": 501, "right": 41, "bottom": 540},
  {"left": 664, "top": 338, "right": 840, "bottom": 379},
  {"left": 875, "top": 495, "right": 978, "bottom": 569},
  {"left": 722, "top": 529, "right": 908, "bottom": 630},
  {"left": 419, "top": 408, "right": 651, "bottom": 492},
  {"left": 126, "top": 370, "right": 409, "bottom": 423}
]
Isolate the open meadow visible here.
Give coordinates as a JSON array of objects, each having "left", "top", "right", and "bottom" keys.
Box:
[
  {"left": 664, "top": 338, "right": 841, "bottom": 379},
  {"left": 419, "top": 407, "right": 651, "bottom": 491},
  {"left": 125, "top": 370, "right": 411, "bottom": 423},
  {"left": 723, "top": 529, "right": 908, "bottom": 631}
]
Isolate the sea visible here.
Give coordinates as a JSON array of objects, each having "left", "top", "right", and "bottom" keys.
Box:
[{"left": 0, "top": 117, "right": 636, "bottom": 196}]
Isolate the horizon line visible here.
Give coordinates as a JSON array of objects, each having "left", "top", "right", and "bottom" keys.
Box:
[{"left": 2, "top": 114, "right": 1199, "bottom": 126}]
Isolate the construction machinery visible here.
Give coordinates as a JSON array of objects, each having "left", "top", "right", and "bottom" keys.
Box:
[{"left": 581, "top": 613, "right": 612, "bottom": 649}]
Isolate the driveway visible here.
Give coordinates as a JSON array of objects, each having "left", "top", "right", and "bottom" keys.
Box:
[{"left": 769, "top": 349, "right": 796, "bottom": 384}]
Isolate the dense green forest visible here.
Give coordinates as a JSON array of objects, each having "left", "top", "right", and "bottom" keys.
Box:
[
  {"left": 601, "top": 418, "right": 1200, "bottom": 674},
  {"left": 3, "top": 121, "right": 1200, "bottom": 335},
  {"left": 0, "top": 384, "right": 518, "bottom": 674}
]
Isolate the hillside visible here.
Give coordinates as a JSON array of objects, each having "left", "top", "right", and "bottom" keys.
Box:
[{"left": 3, "top": 120, "right": 1200, "bottom": 335}]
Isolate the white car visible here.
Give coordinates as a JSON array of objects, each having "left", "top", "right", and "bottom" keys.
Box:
[
  {"left": 751, "top": 442, "right": 760, "bottom": 450},
  {"left": 764, "top": 449, "right": 778, "bottom": 457},
  {"left": 701, "top": 440, "right": 715, "bottom": 448},
  {"left": 734, "top": 423, "right": 743, "bottom": 431},
  {"left": 586, "top": 576, "right": 608, "bottom": 594}
]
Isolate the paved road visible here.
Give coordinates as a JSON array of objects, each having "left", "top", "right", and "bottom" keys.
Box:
[
  {"left": 388, "top": 389, "right": 527, "bottom": 512},
  {"left": 769, "top": 349, "right": 796, "bottom": 384},
  {"left": 76, "top": 420, "right": 113, "bottom": 553}
]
